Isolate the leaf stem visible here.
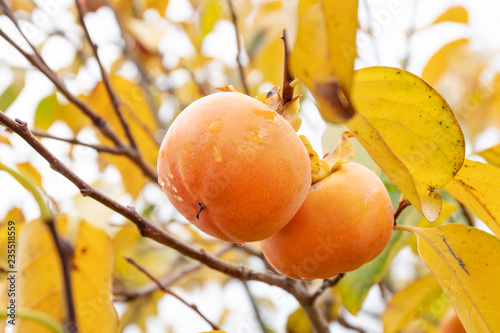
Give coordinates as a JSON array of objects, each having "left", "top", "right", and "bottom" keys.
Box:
[
  {"left": 394, "top": 199, "right": 411, "bottom": 226},
  {"left": 0, "top": 310, "right": 66, "bottom": 333}
]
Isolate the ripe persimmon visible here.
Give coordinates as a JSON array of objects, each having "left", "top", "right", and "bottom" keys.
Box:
[
  {"left": 157, "top": 92, "right": 311, "bottom": 243},
  {"left": 260, "top": 162, "right": 393, "bottom": 280},
  {"left": 440, "top": 309, "right": 466, "bottom": 333}
]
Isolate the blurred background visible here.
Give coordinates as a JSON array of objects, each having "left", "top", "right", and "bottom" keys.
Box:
[{"left": 1, "top": 0, "right": 499, "bottom": 332}]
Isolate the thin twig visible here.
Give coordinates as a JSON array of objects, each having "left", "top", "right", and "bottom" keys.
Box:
[
  {"left": 309, "top": 273, "right": 345, "bottom": 304},
  {"left": 337, "top": 314, "right": 365, "bottom": 333},
  {"left": 114, "top": 244, "right": 233, "bottom": 301},
  {"left": 74, "top": 0, "right": 138, "bottom": 150},
  {"left": 241, "top": 281, "right": 269, "bottom": 333},
  {"left": 459, "top": 202, "right": 475, "bottom": 227},
  {"left": 125, "top": 257, "right": 220, "bottom": 331},
  {"left": 0, "top": 7, "right": 156, "bottom": 181},
  {"left": 281, "top": 29, "right": 294, "bottom": 105},
  {"left": 31, "top": 129, "right": 127, "bottom": 155},
  {"left": 46, "top": 219, "right": 78, "bottom": 333},
  {"left": 361, "top": 0, "right": 382, "bottom": 65},
  {"left": 227, "top": 0, "right": 249, "bottom": 95},
  {"left": 394, "top": 199, "right": 411, "bottom": 226},
  {"left": 237, "top": 244, "right": 278, "bottom": 274}
]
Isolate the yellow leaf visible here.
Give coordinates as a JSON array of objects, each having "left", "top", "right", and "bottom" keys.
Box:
[
  {"left": 383, "top": 275, "right": 443, "bottom": 333},
  {"left": 200, "top": 0, "right": 221, "bottom": 38},
  {"left": 0, "top": 134, "right": 11, "bottom": 146},
  {"left": 119, "top": 290, "right": 164, "bottom": 331},
  {"left": 125, "top": 18, "right": 164, "bottom": 54},
  {"left": 145, "top": 0, "right": 169, "bottom": 16},
  {"left": 17, "top": 217, "right": 117, "bottom": 333},
  {"left": 87, "top": 76, "right": 158, "bottom": 198},
  {"left": 432, "top": 6, "right": 468, "bottom": 25},
  {"left": 422, "top": 39, "right": 469, "bottom": 86},
  {"left": 398, "top": 224, "right": 500, "bottom": 333},
  {"left": 348, "top": 67, "right": 465, "bottom": 222},
  {"left": 280, "top": 95, "right": 302, "bottom": 132},
  {"left": 300, "top": 135, "right": 329, "bottom": 183},
  {"left": 287, "top": 0, "right": 358, "bottom": 123},
  {"left": 477, "top": 144, "right": 500, "bottom": 168},
  {"left": 286, "top": 307, "right": 313, "bottom": 333},
  {"left": 112, "top": 226, "right": 180, "bottom": 288},
  {"left": 323, "top": 131, "right": 354, "bottom": 171},
  {"left": 16, "top": 162, "right": 42, "bottom": 188},
  {"left": 445, "top": 159, "right": 500, "bottom": 238}
]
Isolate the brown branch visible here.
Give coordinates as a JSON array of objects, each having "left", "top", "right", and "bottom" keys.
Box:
[
  {"left": 227, "top": 0, "right": 249, "bottom": 95},
  {"left": 281, "top": 29, "right": 294, "bottom": 104},
  {"left": 31, "top": 129, "right": 127, "bottom": 155},
  {"left": 114, "top": 244, "right": 233, "bottom": 301},
  {"left": 125, "top": 257, "right": 220, "bottom": 331},
  {"left": 0, "top": 113, "right": 331, "bottom": 333},
  {"left": 308, "top": 273, "right": 345, "bottom": 304},
  {"left": 237, "top": 244, "right": 278, "bottom": 274},
  {"left": 337, "top": 315, "right": 365, "bottom": 333},
  {"left": 394, "top": 199, "right": 411, "bottom": 226},
  {"left": 74, "top": 0, "right": 138, "bottom": 150},
  {"left": 46, "top": 219, "right": 78, "bottom": 333},
  {"left": 459, "top": 202, "right": 475, "bottom": 227},
  {"left": 0, "top": 8, "right": 156, "bottom": 181},
  {"left": 241, "top": 281, "right": 269, "bottom": 333}
]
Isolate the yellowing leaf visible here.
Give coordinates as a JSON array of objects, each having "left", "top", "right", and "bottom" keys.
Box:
[
  {"left": 477, "top": 144, "right": 500, "bottom": 168},
  {"left": 323, "top": 131, "right": 354, "bottom": 171},
  {"left": 383, "top": 275, "right": 443, "bottom": 333},
  {"left": 16, "top": 162, "right": 42, "bottom": 188},
  {"left": 445, "top": 159, "right": 500, "bottom": 238},
  {"left": 432, "top": 6, "right": 468, "bottom": 25},
  {"left": 200, "top": 0, "right": 221, "bottom": 38},
  {"left": 125, "top": 18, "right": 164, "bottom": 54},
  {"left": 34, "top": 93, "right": 90, "bottom": 134},
  {"left": 17, "top": 217, "right": 117, "bottom": 333},
  {"left": 400, "top": 224, "right": 500, "bottom": 333},
  {"left": 0, "top": 68, "right": 25, "bottom": 111},
  {"left": 0, "top": 134, "right": 11, "bottom": 146},
  {"left": 300, "top": 135, "right": 329, "bottom": 183},
  {"left": 287, "top": 0, "right": 358, "bottom": 123},
  {"left": 280, "top": 95, "right": 301, "bottom": 131},
  {"left": 119, "top": 290, "right": 164, "bottom": 332},
  {"left": 422, "top": 39, "right": 469, "bottom": 86},
  {"left": 88, "top": 76, "right": 158, "bottom": 198},
  {"left": 286, "top": 307, "right": 313, "bottom": 333},
  {"left": 348, "top": 67, "right": 465, "bottom": 222},
  {"left": 145, "top": 0, "right": 169, "bottom": 16}
]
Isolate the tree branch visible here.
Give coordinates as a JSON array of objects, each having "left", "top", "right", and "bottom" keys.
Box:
[
  {"left": 241, "top": 281, "right": 269, "bottom": 333},
  {"left": 337, "top": 314, "right": 365, "bottom": 333},
  {"left": 394, "top": 199, "right": 411, "bottom": 226},
  {"left": 308, "top": 273, "right": 345, "bottom": 304},
  {"left": 46, "top": 219, "right": 78, "bottom": 333},
  {"left": 0, "top": 7, "right": 157, "bottom": 181},
  {"left": 227, "top": 0, "right": 249, "bottom": 95},
  {"left": 74, "top": 0, "right": 138, "bottom": 150},
  {"left": 125, "top": 256, "right": 221, "bottom": 331},
  {"left": 31, "top": 129, "right": 127, "bottom": 155},
  {"left": 114, "top": 244, "right": 233, "bottom": 301}
]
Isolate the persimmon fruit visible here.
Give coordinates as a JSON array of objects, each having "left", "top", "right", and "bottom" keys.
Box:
[
  {"left": 439, "top": 308, "right": 466, "bottom": 333},
  {"left": 157, "top": 92, "right": 311, "bottom": 243},
  {"left": 260, "top": 162, "right": 394, "bottom": 280}
]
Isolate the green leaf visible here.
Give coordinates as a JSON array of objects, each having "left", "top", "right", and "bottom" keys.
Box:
[{"left": 0, "top": 68, "right": 25, "bottom": 111}]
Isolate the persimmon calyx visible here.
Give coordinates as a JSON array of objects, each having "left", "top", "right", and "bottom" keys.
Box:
[{"left": 323, "top": 131, "right": 355, "bottom": 172}]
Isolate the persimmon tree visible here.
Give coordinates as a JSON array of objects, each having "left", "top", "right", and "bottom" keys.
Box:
[{"left": 0, "top": 1, "right": 499, "bottom": 333}]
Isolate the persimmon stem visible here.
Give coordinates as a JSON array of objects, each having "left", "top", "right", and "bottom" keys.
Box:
[
  {"left": 394, "top": 199, "right": 411, "bottom": 226},
  {"left": 281, "top": 29, "right": 295, "bottom": 105}
]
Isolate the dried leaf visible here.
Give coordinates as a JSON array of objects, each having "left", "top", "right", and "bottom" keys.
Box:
[
  {"left": 279, "top": 95, "right": 301, "bottom": 131},
  {"left": 323, "top": 131, "right": 354, "bottom": 171},
  {"left": 348, "top": 67, "right": 465, "bottom": 222},
  {"left": 287, "top": 0, "right": 358, "bottom": 123}
]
